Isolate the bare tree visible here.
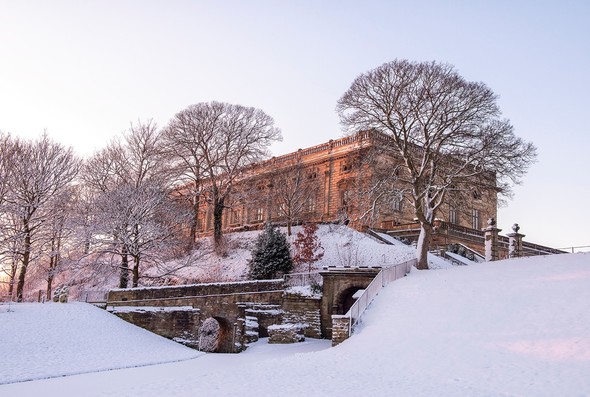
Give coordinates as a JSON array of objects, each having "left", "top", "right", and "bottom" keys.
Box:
[
  {"left": 40, "top": 187, "right": 78, "bottom": 299},
  {"left": 292, "top": 223, "right": 324, "bottom": 272},
  {"left": 162, "top": 116, "right": 205, "bottom": 250},
  {"left": 81, "top": 120, "right": 184, "bottom": 288},
  {"left": 0, "top": 132, "right": 16, "bottom": 297},
  {"left": 0, "top": 132, "right": 14, "bottom": 208},
  {"left": 270, "top": 160, "right": 321, "bottom": 236},
  {"left": 165, "top": 102, "right": 281, "bottom": 250},
  {"left": 337, "top": 59, "right": 537, "bottom": 269},
  {"left": 2, "top": 134, "right": 80, "bottom": 300}
]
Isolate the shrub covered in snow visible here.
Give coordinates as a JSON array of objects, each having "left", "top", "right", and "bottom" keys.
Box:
[{"left": 248, "top": 222, "right": 293, "bottom": 280}]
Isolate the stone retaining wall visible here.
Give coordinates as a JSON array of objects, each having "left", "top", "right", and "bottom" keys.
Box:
[
  {"left": 282, "top": 293, "right": 322, "bottom": 338},
  {"left": 108, "top": 306, "right": 201, "bottom": 347}
]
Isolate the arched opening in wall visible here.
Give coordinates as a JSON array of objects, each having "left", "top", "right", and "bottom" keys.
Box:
[
  {"left": 335, "top": 286, "right": 364, "bottom": 315},
  {"left": 199, "top": 316, "right": 234, "bottom": 353}
]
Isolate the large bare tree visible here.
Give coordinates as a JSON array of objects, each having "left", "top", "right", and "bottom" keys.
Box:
[
  {"left": 81, "top": 120, "right": 184, "bottom": 288},
  {"left": 0, "top": 134, "right": 18, "bottom": 298},
  {"left": 162, "top": 116, "right": 205, "bottom": 250},
  {"left": 337, "top": 59, "right": 537, "bottom": 269},
  {"left": 2, "top": 134, "right": 80, "bottom": 300},
  {"left": 165, "top": 102, "right": 281, "bottom": 250}
]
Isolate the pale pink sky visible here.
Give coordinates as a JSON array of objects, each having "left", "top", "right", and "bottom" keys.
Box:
[{"left": 1, "top": 0, "right": 588, "bottom": 249}]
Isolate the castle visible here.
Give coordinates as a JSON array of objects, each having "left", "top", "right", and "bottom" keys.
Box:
[{"left": 194, "top": 130, "right": 497, "bottom": 240}]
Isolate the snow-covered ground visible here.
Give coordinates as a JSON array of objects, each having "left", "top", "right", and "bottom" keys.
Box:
[
  {"left": 2, "top": 253, "right": 589, "bottom": 396},
  {"left": 144, "top": 224, "right": 428, "bottom": 284},
  {"left": 0, "top": 302, "right": 201, "bottom": 385}
]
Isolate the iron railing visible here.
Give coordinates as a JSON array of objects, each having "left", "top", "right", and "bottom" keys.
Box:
[
  {"left": 283, "top": 271, "right": 322, "bottom": 287},
  {"left": 346, "top": 258, "right": 416, "bottom": 334},
  {"left": 556, "top": 245, "right": 590, "bottom": 253}
]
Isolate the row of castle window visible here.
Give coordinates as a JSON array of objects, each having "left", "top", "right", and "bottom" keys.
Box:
[{"left": 449, "top": 207, "right": 481, "bottom": 229}]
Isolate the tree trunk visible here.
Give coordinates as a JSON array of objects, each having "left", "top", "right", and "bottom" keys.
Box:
[
  {"left": 119, "top": 245, "right": 129, "bottom": 289},
  {"left": 132, "top": 255, "right": 140, "bottom": 288},
  {"left": 287, "top": 220, "right": 292, "bottom": 236},
  {"left": 16, "top": 226, "right": 32, "bottom": 302},
  {"left": 47, "top": 247, "right": 55, "bottom": 300},
  {"left": 8, "top": 258, "right": 17, "bottom": 298},
  {"left": 46, "top": 272, "right": 54, "bottom": 301},
  {"left": 416, "top": 222, "right": 432, "bottom": 270},
  {"left": 213, "top": 196, "right": 224, "bottom": 249},
  {"left": 188, "top": 194, "right": 200, "bottom": 251},
  {"left": 46, "top": 236, "right": 60, "bottom": 300}
]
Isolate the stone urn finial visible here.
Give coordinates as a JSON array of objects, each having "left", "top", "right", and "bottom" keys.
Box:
[
  {"left": 487, "top": 217, "right": 496, "bottom": 227},
  {"left": 512, "top": 223, "right": 520, "bottom": 233}
]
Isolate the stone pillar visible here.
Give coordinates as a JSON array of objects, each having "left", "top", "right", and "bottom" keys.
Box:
[
  {"left": 507, "top": 223, "right": 525, "bottom": 258},
  {"left": 331, "top": 315, "right": 351, "bottom": 346},
  {"left": 482, "top": 218, "right": 502, "bottom": 262}
]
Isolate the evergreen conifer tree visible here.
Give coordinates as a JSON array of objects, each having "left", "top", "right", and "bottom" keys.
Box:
[{"left": 248, "top": 222, "right": 293, "bottom": 280}]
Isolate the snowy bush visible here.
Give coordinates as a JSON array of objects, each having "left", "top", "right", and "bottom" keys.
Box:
[{"left": 248, "top": 222, "right": 293, "bottom": 280}]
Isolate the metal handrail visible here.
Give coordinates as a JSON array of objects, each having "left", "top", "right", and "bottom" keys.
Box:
[
  {"left": 283, "top": 271, "right": 322, "bottom": 287},
  {"left": 345, "top": 258, "right": 416, "bottom": 334},
  {"left": 556, "top": 245, "right": 590, "bottom": 253}
]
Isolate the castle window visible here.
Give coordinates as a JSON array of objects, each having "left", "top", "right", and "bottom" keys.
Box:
[
  {"left": 305, "top": 195, "right": 317, "bottom": 213},
  {"left": 230, "top": 209, "right": 240, "bottom": 225},
  {"left": 392, "top": 196, "right": 402, "bottom": 212},
  {"left": 340, "top": 190, "right": 352, "bottom": 210},
  {"left": 341, "top": 162, "right": 352, "bottom": 173},
  {"left": 471, "top": 208, "right": 480, "bottom": 229},
  {"left": 449, "top": 207, "right": 458, "bottom": 224},
  {"left": 255, "top": 207, "right": 264, "bottom": 222},
  {"left": 307, "top": 167, "right": 319, "bottom": 179}
]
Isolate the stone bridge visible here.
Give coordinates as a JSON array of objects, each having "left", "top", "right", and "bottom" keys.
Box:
[
  {"left": 107, "top": 280, "right": 287, "bottom": 352},
  {"left": 106, "top": 266, "right": 393, "bottom": 352}
]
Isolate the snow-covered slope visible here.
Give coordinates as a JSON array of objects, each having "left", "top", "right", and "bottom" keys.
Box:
[
  {"left": 0, "top": 302, "right": 201, "bottom": 385},
  {"left": 2, "top": 253, "right": 589, "bottom": 396},
  {"left": 152, "top": 224, "right": 424, "bottom": 284}
]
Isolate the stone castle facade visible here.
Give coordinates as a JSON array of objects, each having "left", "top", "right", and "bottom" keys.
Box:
[{"left": 195, "top": 130, "right": 497, "bottom": 236}]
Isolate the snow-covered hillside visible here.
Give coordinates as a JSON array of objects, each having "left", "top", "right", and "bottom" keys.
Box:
[
  {"left": 2, "top": 253, "right": 589, "bottom": 396},
  {"left": 0, "top": 303, "right": 200, "bottom": 385},
  {"left": 144, "top": 224, "right": 431, "bottom": 285}
]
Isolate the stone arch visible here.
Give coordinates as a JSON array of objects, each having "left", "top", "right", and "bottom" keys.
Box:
[
  {"left": 334, "top": 286, "right": 364, "bottom": 315},
  {"left": 199, "top": 316, "right": 234, "bottom": 353}
]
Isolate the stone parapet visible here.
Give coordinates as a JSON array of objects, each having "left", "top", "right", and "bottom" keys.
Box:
[{"left": 107, "top": 279, "right": 285, "bottom": 306}]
